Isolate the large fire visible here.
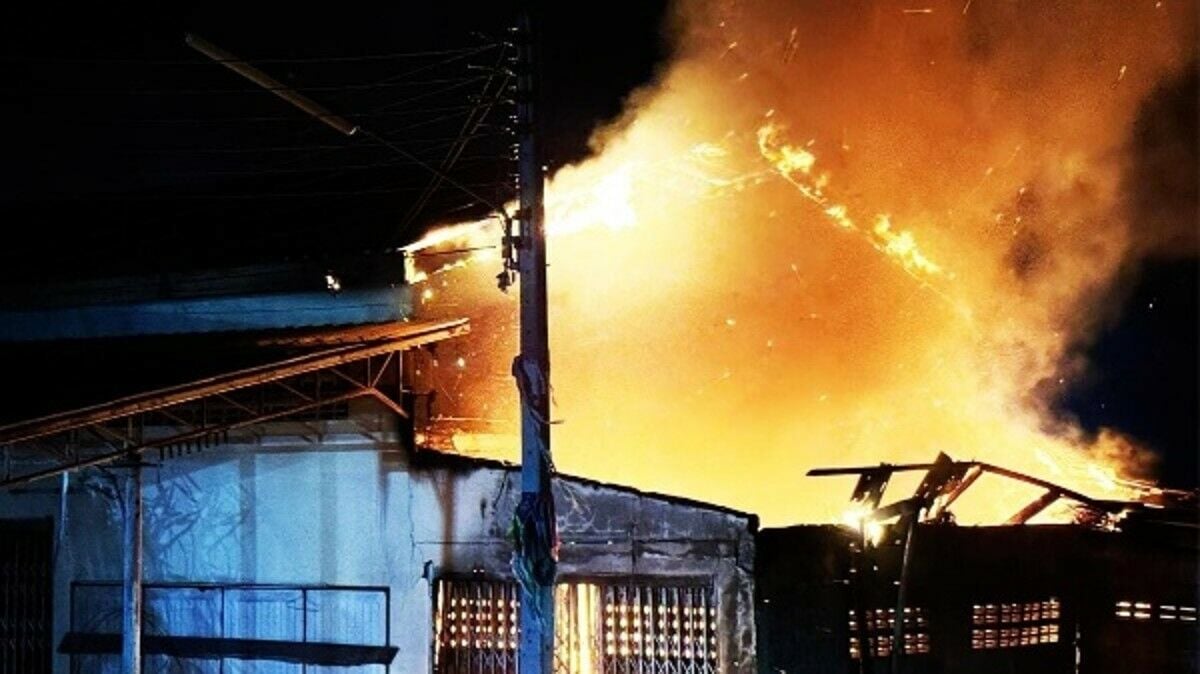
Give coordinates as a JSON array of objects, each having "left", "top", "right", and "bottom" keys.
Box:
[{"left": 405, "top": 0, "right": 1196, "bottom": 525}]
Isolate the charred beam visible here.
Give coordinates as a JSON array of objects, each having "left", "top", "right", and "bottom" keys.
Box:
[
  {"left": 810, "top": 457, "right": 1126, "bottom": 514},
  {"left": 1005, "top": 490, "right": 1061, "bottom": 525},
  {"left": 928, "top": 464, "right": 983, "bottom": 519}
]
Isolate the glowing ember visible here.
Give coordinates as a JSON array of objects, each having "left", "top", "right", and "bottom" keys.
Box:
[
  {"left": 407, "top": 0, "right": 1196, "bottom": 525},
  {"left": 758, "top": 121, "right": 946, "bottom": 282}
]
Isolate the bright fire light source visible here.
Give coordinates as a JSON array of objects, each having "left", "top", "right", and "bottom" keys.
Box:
[
  {"left": 841, "top": 503, "right": 887, "bottom": 547},
  {"left": 405, "top": 0, "right": 1196, "bottom": 525}
]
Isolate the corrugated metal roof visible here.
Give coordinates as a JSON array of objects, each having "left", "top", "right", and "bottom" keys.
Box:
[{"left": 0, "top": 318, "right": 454, "bottom": 425}]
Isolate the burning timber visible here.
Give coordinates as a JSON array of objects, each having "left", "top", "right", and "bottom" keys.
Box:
[{"left": 757, "top": 453, "right": 1199, "bottom": 674}]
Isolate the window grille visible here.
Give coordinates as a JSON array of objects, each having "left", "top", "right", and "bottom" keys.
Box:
[
  {"left": 0, "top": 520, "right": 52, "bottom": 674},
  {"left": 433, "top": 578, "right": 718, "bottom": 674},
  {"left": 970, "top": 598, "right": 1060, "bottom": 649},
  {"left": 598, "top": 584, "right": 718, "bottom": 673},
  {"left": 434, "top": 579, "right": 519, "bottom": 673},
  {"left": 848, "top": 607, "right": 930, "bottom": 659}
]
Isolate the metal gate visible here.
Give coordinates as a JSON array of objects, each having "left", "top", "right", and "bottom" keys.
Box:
[{"left": 0, "top": 519, "right": 53, "bottom": 674}]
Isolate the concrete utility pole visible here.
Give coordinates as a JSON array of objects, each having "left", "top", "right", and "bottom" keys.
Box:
[
  {"left": 512, "top": 8, "right": 556, "bottom": 674},
  {"left": 121, "top": 464, "right": 143, "bottom": 674}
]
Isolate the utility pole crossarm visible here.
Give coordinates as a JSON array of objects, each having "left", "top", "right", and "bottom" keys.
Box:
[{"left": 185, "top": 34, "right": 359, "bottom": 137}]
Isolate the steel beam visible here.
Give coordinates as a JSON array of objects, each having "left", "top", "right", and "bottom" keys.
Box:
[
  {"left": 2, "top": 389, "right": 377, "bottom": 488},
  {"left": 0, "top": 319, "right": 466, "bottom": 446}
]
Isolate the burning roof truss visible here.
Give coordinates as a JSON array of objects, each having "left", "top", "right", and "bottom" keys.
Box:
[{"left": 810, "top": 452, "right": 1184, "bottom": 531}]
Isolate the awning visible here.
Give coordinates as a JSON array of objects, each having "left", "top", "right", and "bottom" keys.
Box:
[{"left": 0, "top": 318, "right": 468, "bottom": 488}]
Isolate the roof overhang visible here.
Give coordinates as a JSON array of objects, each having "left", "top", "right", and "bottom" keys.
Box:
[
  {"left": 0, "top": 287, "right": 412, "bottom": 342},
  {"left": 0, "top": 318, "right": 467, "bottom": 488}
]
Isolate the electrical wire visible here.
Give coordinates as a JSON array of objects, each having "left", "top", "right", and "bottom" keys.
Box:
[
  {"left": 399, "top": 44, "right": 513, "bottom": 233},
  {"left": 167, "top": 154, "right": 512, "bottom": 178},
  {"left": 106, "top": 103, "right": 494, "bottom": 126},
  {"left": 20, "top": 75, "right": 491, "bottom": 97},
  {"left": 354, "top": 127, "right": 509, "bottom": 215},
  {"left": 128, "top": 144, "right": 362, "bottom": 154},
  {"left": 364, "top": 45, "right": 499, "bottom": 86},
  {"left": 5, "top": 35, "right": 517, "bottom": 257},
  {"left": 74, "top": 181, "right": 515, "bottom": 201},
  {"left": 196, "top": 48, "right": 509, "bottom": 183},
  {"left": 236, "top": 77, "right": 501, "bottom": 175},
  {"left": 4, "top": 44, "right": 499, "bottom": 66}
]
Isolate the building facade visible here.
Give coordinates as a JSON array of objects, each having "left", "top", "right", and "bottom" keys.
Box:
[
  {"left": 1, "top": 414, "right": 757, "bottom": 673},
  {"left": 756, "top": 522, "right": 1199, "bottom": 674}
]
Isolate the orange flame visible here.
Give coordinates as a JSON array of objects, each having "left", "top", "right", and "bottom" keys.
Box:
[{"left": 407, "top": 0, "right": 1196, "bottom": 525}]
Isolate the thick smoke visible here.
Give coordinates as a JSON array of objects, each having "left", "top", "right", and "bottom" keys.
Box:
[
  {"left": 1123, "top": 64, "right": 1199, "bottom": 260},
  {"left": 412, "top": 0, "right": 1197, "bottom": 524}
]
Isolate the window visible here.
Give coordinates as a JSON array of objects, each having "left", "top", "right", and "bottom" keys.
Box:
[
  {"left": 848, "top": 607, "right": 931, "bottom": 659},
  {"left": 66, "top": 582, "right": 392, "bottom": 673},
  {"left": 433, "top": 578, "right": 519, "bottom": 672},
  {"left": 433, "top": 578, "right": 718, "bottom": 674},
  {"left": 1114, "top": 600, "right": 1197, "bottom": 623},
  {"left": 970, "top": 598, "right": 1060, "bottom": 649}
]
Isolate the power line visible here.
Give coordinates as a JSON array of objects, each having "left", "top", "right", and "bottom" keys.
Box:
[
  {"left": 127, "top": 143, "right": 364, "bottom": 155},
  {"left": 368, "top": 45, "right": 498, "bottom": 86},
  {"left": 243, "top": 45, "right": 514, "bottom": 188},
  {"left": 14, "top": 34, "right": 517, "bottom": 236},
  {"left": 109, "top": 103, "right": 487, "bottom": 126},
  {"left": 167, "top": 154, "right": 512, "bottom": 178},
  {"left": 400, "top": 44, "right": 513, "bottom": 233},
  {"left": 202, "top": 63, "right": 507, "bottom": 180},
  {"left": 369, "top": 76, "right": 495, "bottom": 113},
  {"left": 4, "top": 44, "right": 500, "bottom": 66},
  {"left": 17, "top": 74, "right": 491, "bottom": 97},
  {"left": 71, "top": 181, "right": 515, "bottom": 201}
]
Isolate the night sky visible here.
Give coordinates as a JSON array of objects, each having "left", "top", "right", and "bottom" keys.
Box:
[
  {"left": 0, "top": 2, "right": 1195, "bottom": 489},
  {"left": 0, "top": 2, "right": 669, "bottom": 276}
]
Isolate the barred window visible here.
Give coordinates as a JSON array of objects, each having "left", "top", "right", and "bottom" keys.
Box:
[
  {"left": 848, "top": 607, "right": 931, "bottom": 659},
  {"left": 433, "top": 578, "right": 718, "bottom": 674},
  {"left": 971, "top": 598, "right": 1060, "bottom": 649},
  {"left": 434, "top": 579, "right": 520, "bottom": 672}
]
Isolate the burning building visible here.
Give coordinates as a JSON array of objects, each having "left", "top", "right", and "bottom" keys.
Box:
[
  {"left": 756, "top": 454, "right": 1200, "bottom": 673},
  {"left": 402, "top": 0, "right": 1198, "bottom": 529},
  {"left": 0, "top": 1, "right": 1195, "bottom": 672}
]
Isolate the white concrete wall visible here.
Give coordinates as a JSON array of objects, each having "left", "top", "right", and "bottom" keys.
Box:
[{"left": 0, "top": 420, "right": 756, "bottom": 673}]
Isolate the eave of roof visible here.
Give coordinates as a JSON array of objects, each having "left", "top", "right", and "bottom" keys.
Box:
[{"left": 411, "top": 448, "right": 759, "bottom": 526}]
